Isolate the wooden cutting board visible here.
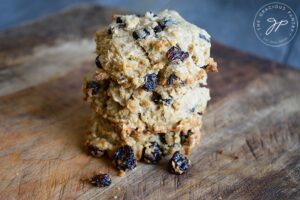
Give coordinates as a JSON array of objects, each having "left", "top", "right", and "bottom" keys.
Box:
[{"left": 0, "top": 5, "right": 299, "bottom": 200}]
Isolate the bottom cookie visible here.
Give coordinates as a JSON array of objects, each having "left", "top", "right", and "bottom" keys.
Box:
[{"left": 85, "top": 119, "right": 201, "bottom": 161}]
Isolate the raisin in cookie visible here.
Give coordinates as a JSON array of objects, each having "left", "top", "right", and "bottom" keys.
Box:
[{"left": 86, "top": 115, "right": 201, "bottom": 160}]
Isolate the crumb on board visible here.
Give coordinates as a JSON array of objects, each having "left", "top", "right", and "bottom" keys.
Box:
[
  {"left": 217, "top": 149, "right": 223, "bottom": 154},
  {"left": 118, "top": 170, "right": 126, "bottom": 177}
]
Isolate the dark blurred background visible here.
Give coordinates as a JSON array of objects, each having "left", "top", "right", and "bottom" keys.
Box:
[{"left": 0, "top": 0, "right": 299, "bottom": 68}]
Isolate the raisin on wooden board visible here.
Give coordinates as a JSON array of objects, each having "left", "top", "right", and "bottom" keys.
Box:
[
  {"left": 168, "top": 151, "right": 190, "bottom": 175},
  {"left": 113, "top": 145, "right": 137, "bottom": 171},
  {"left": 90, "top": 173, "right": 111, "bottom": 187}
]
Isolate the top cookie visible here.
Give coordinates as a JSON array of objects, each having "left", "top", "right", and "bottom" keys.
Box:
[{"left": 96, "top": 10, "right": 217, "bottom": 89}]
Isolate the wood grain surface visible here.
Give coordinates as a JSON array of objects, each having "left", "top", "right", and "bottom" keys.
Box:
[{"left": 0, "top": 5, "right": 299, "bottom": 200}]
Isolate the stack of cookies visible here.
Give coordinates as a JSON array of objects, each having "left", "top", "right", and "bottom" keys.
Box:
[{"left": 83, "top": 10, "right": 217, "bottom": 172}]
